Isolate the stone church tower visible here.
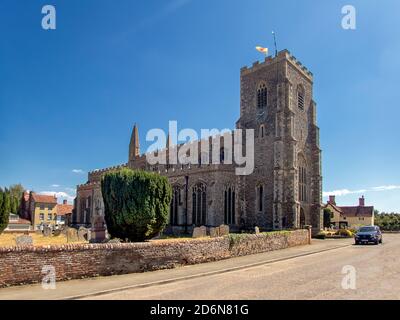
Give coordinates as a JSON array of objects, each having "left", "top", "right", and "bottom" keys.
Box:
[{"left": 236, "top": 49, "right": 322, "bottom": 232}]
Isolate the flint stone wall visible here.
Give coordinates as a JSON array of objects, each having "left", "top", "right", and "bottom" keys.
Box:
[{"left": 0, "top": 229, "right": 309, "bottom": 288}]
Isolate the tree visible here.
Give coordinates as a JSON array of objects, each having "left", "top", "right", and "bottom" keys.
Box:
[
  {"left": 375, "top": 212, "right": 400, "bottom": 231},
  {"left": 3, "top": 189, "right": 11, "bottom": 216},
  {"left": 9, "top": 184, "right": 24, "bottom": 215},
  {"left": 101, "top": 168, "right": 172, "bottom": 242},
  {"left": 0, "top": 188, "right": 9, "bottom": 234},
  {"left": 9, "top": 184, "right": 24, "bottom": 201}
]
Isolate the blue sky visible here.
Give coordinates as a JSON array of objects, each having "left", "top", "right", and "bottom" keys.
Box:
[{"left": 0, "top": 0, "right": 399, "bottom": 212}]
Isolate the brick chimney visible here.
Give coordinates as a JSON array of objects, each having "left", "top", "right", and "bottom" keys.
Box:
[
  {"left": 328, "top": 195, "right": 336, "bottom": 205},
  {"left": 63, "top": 199, "right": 67, "bottom": 205},
  {"left": 359, "top": 195, "right": 365, "bottom": 207}
]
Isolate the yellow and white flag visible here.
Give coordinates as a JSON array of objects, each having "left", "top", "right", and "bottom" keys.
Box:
[{"left": 255, "top": 46, "right": 268, "bottom": 55}]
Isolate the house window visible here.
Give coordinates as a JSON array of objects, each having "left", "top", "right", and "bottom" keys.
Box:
[
  {"left": 297, "top": 85, "right": 305, "bottom": 110},
  {"left": 224, "top": 187, "right": 235, "bottom": 225},
  {"left": 40, "top": 213, "right": 44, "bottom": 221},
  {"left": 47, "top": 213, "right": 52, "bottom": 221},
  {"left": 257, "top": 83, "right": 267, "bottom": 108}
]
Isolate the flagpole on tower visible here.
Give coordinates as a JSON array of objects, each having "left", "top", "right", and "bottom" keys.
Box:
[{"left": 272, "top": 31, "right": 278, "bottom": 57}]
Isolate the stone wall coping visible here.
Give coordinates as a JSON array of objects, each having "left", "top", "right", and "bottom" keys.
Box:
[{"left": 0, "top": 230, "right": 307, "bottom": 253}]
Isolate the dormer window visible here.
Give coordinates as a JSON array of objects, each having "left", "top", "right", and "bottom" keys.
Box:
[{"left": 257, "top": 83, "right": 267, "bottom": 108}]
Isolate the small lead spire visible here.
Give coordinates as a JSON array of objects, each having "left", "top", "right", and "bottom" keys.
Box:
[{"left": 129, "top": 123, "right": 140, "bottom": 162}]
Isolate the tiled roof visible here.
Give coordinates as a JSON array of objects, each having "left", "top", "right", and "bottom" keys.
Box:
[
  {"left": 339, "top": 206, "right": 374, "bottom": 217},
  {"left": 31, "top": 193, "right": 57, "bottom": 204},
  {"left": 56, "top": 204, "right": 73, "bottom": 216},
  {"left": 324, "top": 202, "right": 343, "bottom": 213}
]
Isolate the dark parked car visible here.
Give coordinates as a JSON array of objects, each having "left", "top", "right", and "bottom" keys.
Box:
[{"left": 355, "top": 226, "right": 382, "bottom": 245}]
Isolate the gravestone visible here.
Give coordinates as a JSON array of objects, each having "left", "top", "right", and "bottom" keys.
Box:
[
  {"left": 219, "top": 224, "right": 230, "bottom": 236},
  {"left": 66, "top": 227, "right": 79, "bottom": 242},
  {"left": 192, "top": 226, "right": 207, "bottom": 238},
  {"left": 90, "top": 215, "right": 106, "bottom": 243},
  {"left": 78, "top": 227, "right": 89, "bottom": 241},
  {"left": 15, "top": 235, "right": 33, "bottom": 246},
  {"left": 254, "top": 226, "right": 260, "bottom": 234},
  {"left": 43, "top": 226, "right": 52, "bottom": 237},
  {"left": 209, "top": 227, "right": 219, "bottom": 238}
]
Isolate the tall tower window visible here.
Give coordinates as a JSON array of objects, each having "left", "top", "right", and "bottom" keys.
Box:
[
  {"left": 259, "top": 125, "right": 265, "bottom": 138},
  {"left": 299, "top": 166, "right": 307, "bottom": 202},
  {"left": 297, "top": 85, "right": 305, "bottom": 110},
  {"left": 257, "top": 83, "right": 268, "bottom": 108}
]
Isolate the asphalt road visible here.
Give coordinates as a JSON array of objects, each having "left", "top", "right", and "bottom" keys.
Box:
[{"left": 86, "top": 234, "right": 400, "bottom": 300}]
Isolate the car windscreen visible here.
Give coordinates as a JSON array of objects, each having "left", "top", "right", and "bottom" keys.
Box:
[{"left": 359, "top": 227, "right": 375, "bottom": 232}]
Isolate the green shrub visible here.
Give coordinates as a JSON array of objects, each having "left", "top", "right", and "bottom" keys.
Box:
[
  {"left": 0, "top": 188, "right": 10, "bottom": 234},
  {"left": 101, "top": 168, "right": 172, "bottom": 242},
  {"left": 336, "top": 229, "right": 354, "bottom": 238}
]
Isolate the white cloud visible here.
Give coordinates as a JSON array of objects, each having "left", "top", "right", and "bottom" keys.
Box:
[
  {"left": 371, "top": 185, "right": 400, "bottom": 192},
  {"left": 39, "top": 191, "right": 75, "bottom": 203},
  {"left": 323, "top": 189, "right": 366, "bottom": 197},
  {"left": 72, "top": 169, "right": 85, "bottom": 174},
  {"left": 51, "top": 184, "right": 60, "bottom": 188},
  {"left": 324, "top": 185, "right": 400, "bottom": 198}
]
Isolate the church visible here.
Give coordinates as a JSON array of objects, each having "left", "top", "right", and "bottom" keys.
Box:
[{"left": 72, "top": 49, "right": 323, "bottom": 234}]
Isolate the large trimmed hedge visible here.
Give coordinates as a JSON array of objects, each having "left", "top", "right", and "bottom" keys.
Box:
[
  {"left": 0, "top": 188, "right": 10, "bottom": 234},
  {"left": 101, "top": 168, "right": 172, "bottom": 242}
]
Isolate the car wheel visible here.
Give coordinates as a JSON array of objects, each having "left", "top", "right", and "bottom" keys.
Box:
[
  {"left": 374, "top": 240, "right": 379, "bottom": 245},
  {"left": 355, "top": 241, "right": 359, "bottom": 245}
]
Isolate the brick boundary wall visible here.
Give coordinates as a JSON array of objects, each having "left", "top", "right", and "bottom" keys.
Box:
[{"left": 0, "top": 229, "right": 310, "bottom": 288}]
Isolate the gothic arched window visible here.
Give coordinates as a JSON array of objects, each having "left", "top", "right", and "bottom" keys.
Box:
[
  {"left": 257, "top": 83, "right": 268, "bottom": 108},
  {"left": 224, "top": 186, "right": 236, "bottom": 225},
  {"left": 170, "top": 186, "right": 181, "bottom": 226},
  {"left": 297, "top": 85, "right": 305, "bottom": 110},
  {"left": 192, "top": 183, "right": 207, "bottom": 226}
]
